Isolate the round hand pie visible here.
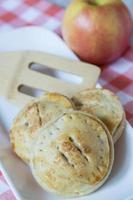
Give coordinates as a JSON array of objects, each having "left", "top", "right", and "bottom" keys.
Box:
[
  {"left": 10, "top": 93, "right": 74, "bottom": 163},
  {"left": 30, "top": 111, "right": 114, "bottom": 197},
  {"left": 72, "top": 89, "right": 125, "bottom": 143}
]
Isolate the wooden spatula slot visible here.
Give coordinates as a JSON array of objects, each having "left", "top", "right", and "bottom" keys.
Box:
[
  {"left": 18, "top": 84, "right": 44, "bottom": 97},
  {"left": 29, "top": 63, "right": 82, "bottom": 85}
]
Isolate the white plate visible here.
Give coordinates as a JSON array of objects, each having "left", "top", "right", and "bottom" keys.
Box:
[{"left": 0, "top": 26, "right": 133, "bottom": 200}]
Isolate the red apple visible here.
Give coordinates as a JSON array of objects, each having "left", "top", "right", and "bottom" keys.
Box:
[{"left": 62, "top": 0, "right": 132, "bottom": 65}]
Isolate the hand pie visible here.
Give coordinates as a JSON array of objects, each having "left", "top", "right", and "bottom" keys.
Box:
[
  {"left": 10, "top": 93, "right": 74, "bottom": 163},
  {"left": 30, "top": 111, "right": 114, "bottom": 197},
  {"left": 72, "top": 89, "right": 125, "bottom": 143}
]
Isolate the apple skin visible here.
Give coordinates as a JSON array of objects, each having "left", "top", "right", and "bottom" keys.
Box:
[{"left": 62, "top": 0, "right": 132, "bottom": 65}]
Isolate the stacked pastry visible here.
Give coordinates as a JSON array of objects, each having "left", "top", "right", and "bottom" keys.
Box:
[{"left": 10, "top": 89, "right": 125, "bottom": 198}]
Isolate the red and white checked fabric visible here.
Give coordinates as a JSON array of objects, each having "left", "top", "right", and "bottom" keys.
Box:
[{"left": 0, "top": 0, "right": 133, "bottom": 199}]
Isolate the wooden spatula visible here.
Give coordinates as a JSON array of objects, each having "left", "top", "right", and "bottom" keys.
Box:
[{"left": 0, "top": 51, "right": 100, "bottom": 106}]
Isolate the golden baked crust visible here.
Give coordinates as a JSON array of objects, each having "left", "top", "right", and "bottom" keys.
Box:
[
  {"left": 10, "top": 93, "right": 74, "bottom": 163},
  {"left": 30, "top": 111, "right": 114, "bottom": 197},
  {"left": 72, "top": 89, "right": 125, "bottom": 142},
  {"left": 113, "top": 112, "right": 126, "bottom": 143}
]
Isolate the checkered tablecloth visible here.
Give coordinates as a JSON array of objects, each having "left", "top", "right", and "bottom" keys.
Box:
[{"left": 0, "top": 0, "right": 133, "bottom": 199}]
